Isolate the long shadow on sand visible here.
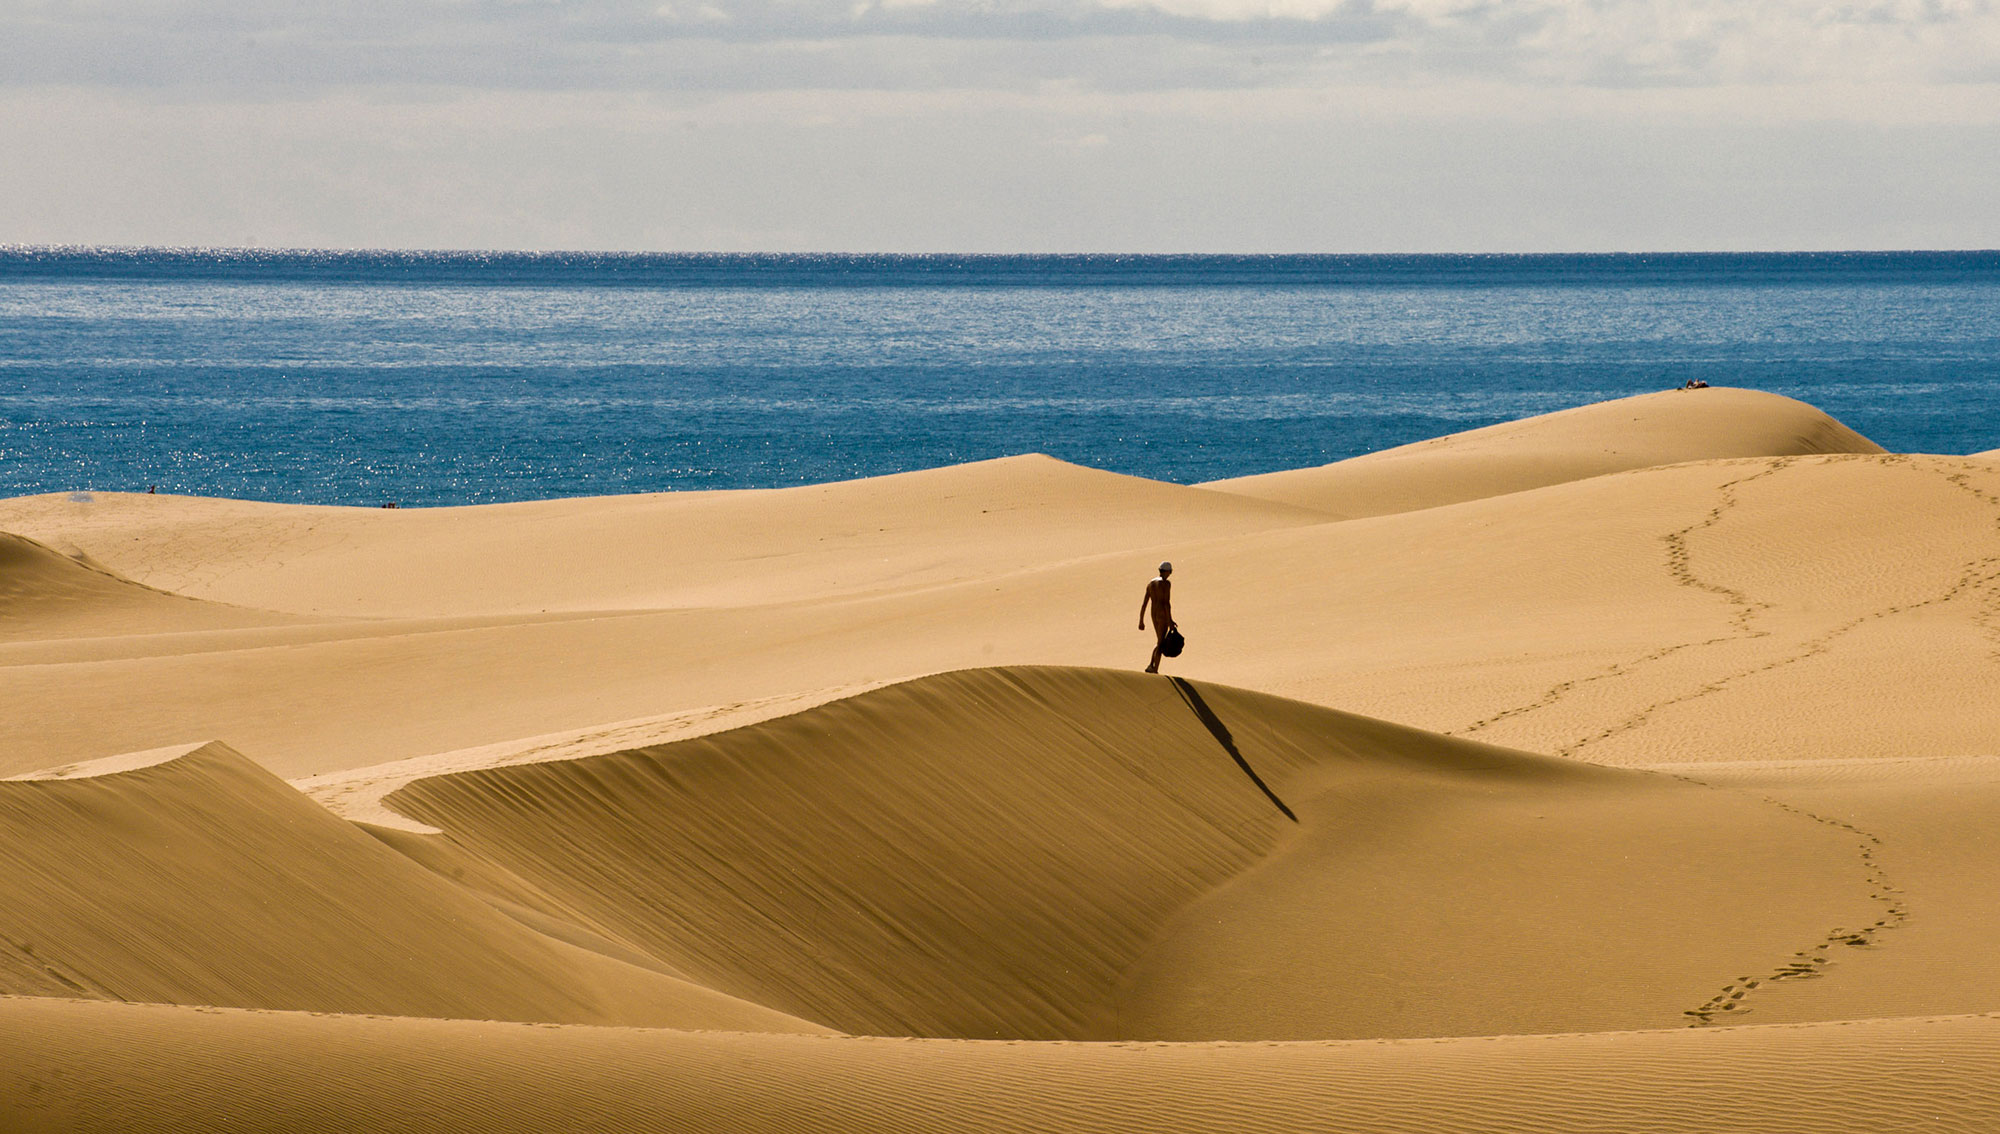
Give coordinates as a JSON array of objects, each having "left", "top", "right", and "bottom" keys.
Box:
[{"left": 1168, "top": 677, "right": 1298, "bottom": 823}]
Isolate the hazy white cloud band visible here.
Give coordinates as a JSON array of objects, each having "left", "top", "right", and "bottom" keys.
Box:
[
  {"left": 4, "top": 0, "right": 1996, "bottom": 92},
  {"left": 4, "top": 0, "right": 1996, "bottom": 249}
]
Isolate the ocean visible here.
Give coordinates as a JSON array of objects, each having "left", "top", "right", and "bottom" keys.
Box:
[{"left": 3, "top": 249, "right": 1997, "bottom": 506}]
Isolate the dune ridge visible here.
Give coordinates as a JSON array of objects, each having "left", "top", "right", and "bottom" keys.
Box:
[
  {"left": 0, "top": 455, "right": 1325, "bottom": 619},
  {"left": 383, "top": 666, "right": 1880, "bottom": 1042},
  {"left": 0, "top": 666, "right": 1886, "bottom": 1046},
  {"left": 383, "top": 666, "right": 1354, "bottom": 1040},
  {"left": 1201, "top": 388, "right": 1885, "bottom": 517},
  {"left": 8, "top": 450, "right": 1997, "bottom": 781}
]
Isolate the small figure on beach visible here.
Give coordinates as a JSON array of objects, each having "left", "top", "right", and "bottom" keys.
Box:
[
  {"left": 1681, "top": 378, "right": 1710, "bottom": 389},
  {"left": 1139, "top": 561, "right": 1176, "bottom": 674}
]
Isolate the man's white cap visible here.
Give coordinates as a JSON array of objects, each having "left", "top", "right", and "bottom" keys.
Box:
[{"left": 1159, "top": 561, "right": 1173, "bottom": 572}]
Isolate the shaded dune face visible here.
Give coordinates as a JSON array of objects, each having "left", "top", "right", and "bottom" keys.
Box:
[
  {"left": 389, "top": 667, "right": 1327, "bottom": 1040},
  {"left": 0, "top": 742, "right": 825, "bottom": 1033},
  {"left": 387, "top": 666, "right": 1870, "bottom": 1041}
]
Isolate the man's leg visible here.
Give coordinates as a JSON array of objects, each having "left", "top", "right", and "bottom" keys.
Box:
[{"left": 1146, "top": 624, "right": 1165, "bottom": 673}]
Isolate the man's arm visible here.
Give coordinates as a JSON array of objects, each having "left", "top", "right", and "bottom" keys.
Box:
[{"left": 1138, "top": 580, "right": 1153, "bottom": 629}]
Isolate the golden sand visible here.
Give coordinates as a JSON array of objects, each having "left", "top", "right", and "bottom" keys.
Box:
[{"left": 5, "top": 387, "right": 2000, "bottom": 1131}]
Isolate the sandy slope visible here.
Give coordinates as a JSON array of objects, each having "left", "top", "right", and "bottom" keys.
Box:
[
  {"left": 0, "top": 531, "right": 293, "bottom": 642},
  {"left": 7, "top": 388, "right": 2000, "bottom": 1131},
  {"left": 4, "top": 449, "right": 1995, "bottom": 778},
  {"left": 380, "top": 668, "right": 1870, "bottom": 1041},
  {"left": 348, "top": 671, "right": 2000, "bottom": 1040},
  {"left": 1201, "top": 387, "right": 1884, "bottom": 517},
  {"left": 7, "top": 997, "right": 2000, "bottom": 1134},
  {"left": 0, "top": 742, "right": 823, "bottom": 1033},
  {"left": 0, "top": 456, "right": 1324, "bottom": 618},
  {"left": 10, "top": 664, "right": 1987, "bottom": 1044},
  {"left": 1649, "top": 754, "right": 2000, "bottom": 1028},
  {"left": 0, "top": 668, "right": 1873, "bottom": 1043},
  {"left": 14, "top": 670, "right": 2000, "bottom": 1131}
]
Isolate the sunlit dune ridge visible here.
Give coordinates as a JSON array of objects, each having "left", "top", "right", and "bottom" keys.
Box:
[
  {"left": 3, "top": 667, "right": 1864, "bottom": 1041},
  {"left": 1201, "top": 386, "right": 1884, "bottom": 517}
]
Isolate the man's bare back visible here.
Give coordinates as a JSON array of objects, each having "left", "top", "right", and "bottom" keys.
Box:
[{"left": 1139, "top": 561, "right": 1174, "bottom": 673}]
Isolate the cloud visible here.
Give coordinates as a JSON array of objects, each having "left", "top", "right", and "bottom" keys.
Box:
[
  {"left": 5, "top": 2, "right": 1996, "bottom": 253},
  {"left": 0, "top": 0, "right": 1995, "bottom": 95}
]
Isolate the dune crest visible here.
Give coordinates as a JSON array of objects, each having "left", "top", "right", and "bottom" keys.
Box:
[
  {"left": 3, "top": 451, "right": 1997, "bottom": 782},
  {"left": 384, "top": 666, "right": 1877, "bottom": 1041},
  {"left": 1201, "top": 388, "right": 1885, "bottom": 517},
  {"left": 0, "top": 455, "right": 1324, "bottom": 619}
]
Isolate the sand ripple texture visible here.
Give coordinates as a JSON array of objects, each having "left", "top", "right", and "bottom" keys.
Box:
[{"left": 7, "top": 997, "right": 2000, "bottom": 1133}]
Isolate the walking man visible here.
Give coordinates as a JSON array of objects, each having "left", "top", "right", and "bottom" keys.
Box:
[{"left": 1139, "top": 561, "right": 1175, "bottom": 673}]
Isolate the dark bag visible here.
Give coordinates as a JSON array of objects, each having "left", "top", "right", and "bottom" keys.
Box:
[{"left": 1161, "top": 626, "right": 1186, "bottom": 658}]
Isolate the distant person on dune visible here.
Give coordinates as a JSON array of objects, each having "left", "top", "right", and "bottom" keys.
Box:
[{"left": 1139, "top": 561, "right": 1176, "bottom": 674}]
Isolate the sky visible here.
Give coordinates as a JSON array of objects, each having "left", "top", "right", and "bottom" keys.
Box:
[{"left": 2, "top": 0, "right": 1998, "bottom": 251}]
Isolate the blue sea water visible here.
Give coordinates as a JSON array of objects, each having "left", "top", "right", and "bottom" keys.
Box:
[{"left": 3, "top": 249, "right": 1998, "bottom": 506}]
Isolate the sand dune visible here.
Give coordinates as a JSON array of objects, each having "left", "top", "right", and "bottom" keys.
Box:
[
  {"left": 8, "top": 390, "right": 2000, "bottom": 1132},
  {"left": 1646, "top": 754, "right": 2000, "bottom": 1027},
  {"left": 0, "top": 741, "right": 823, "bottom": 1033},
  {"left": 0, "top": 667, "right": 1941, "bottom": 1048},
  {"left": 5, "top": 450, "right": 1996, "bottom": 779},
  {"left": 378, "top": 667, "right": 1873, "bottom": 1041},
  {"left": 1202, "top": 388, "right": 1884, "bottom": 517},
  {"left": 9, "top": 997, "right": 2000, "bottom": 1133},
  {"left": 0, "top": 456, "right": 1322, "bottom": 618},
  {"left": 0, "top": 531, "right": 291, "bottom": 642}
]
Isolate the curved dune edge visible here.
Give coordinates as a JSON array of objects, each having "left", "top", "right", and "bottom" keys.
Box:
[
  {"left": 0, "top": 667, "right": 1886, "bottom": 1045},
  {"left": 0, "top": 390, "right": 1884, "bottom": 623},
  {"left": 10, "top": 447, "right": 1998, "bottom": 783},
  {"left": 296, "top": 679, "right": 899, "bottom": 833},
  {"left": 382, "top": 666, "right": 1881, "bottom": 1042},
  {"left": 0, "top": 454, "right": 1329, "bottom": 619},
  {"left": 0, "top": 741, "right": 827, "bottom": 1034},
  {"left": 1200, "top": 388, "right": 1885, "bottom": 518},
  {"left": 4, "top": 451, "right": 1997, "bottom": 782},
  {"left": 2, "top": 740, "right": 207, "bottom": 782},
  {"left": 8, "top": 996, "right": 2000, "bottom": 1134},
  {"left": 0, "top": 531, "right": 295, "bottom": 642}
]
